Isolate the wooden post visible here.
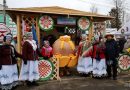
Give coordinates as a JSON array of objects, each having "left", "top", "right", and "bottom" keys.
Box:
[
  {"left": 16, "top": 14, "right": 22, "bottom": 53},
  {"left": 16, "top": 14, "right": 22, "bottom": 74},
  {"left": 36, "top": 17, "right": 40, "bottom": 47},
  {"left": 88, "top": 17, "right": 94, "bottom": 42}
]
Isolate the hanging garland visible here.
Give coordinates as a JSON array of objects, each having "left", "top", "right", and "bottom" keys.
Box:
[
  {"left": 78, "top": 17, "right": 90, "bottom": 31},
  {"left": 39, "top": 15, "right": 54, "bottom": 31}
]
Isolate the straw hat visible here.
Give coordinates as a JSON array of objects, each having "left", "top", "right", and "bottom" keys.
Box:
[{"left": 105, "top": 34, "right": 114, "bottom": 38}]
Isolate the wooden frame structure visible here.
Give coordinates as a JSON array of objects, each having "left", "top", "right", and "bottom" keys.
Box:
[
  {"left": 6, "top": 6, "right": 114, "bottom": 52},
  {"left": 6, "top": 6, "right": 114, "bottom": 80}
]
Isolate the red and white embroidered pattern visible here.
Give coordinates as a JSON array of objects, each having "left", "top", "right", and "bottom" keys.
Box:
[
  {"left": 38, "top": 60, "right": 53, "bottom": 79},
  {"left": 78, "top": 17, "right": 90, "bottom": 30},
  {"left": 118, "top": 54, "right": 130, "bottom": 70},
  {"left": 39, "top": 15, "right": 53, "bottom": 30}
]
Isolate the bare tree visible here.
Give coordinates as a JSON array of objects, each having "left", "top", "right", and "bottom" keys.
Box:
[{"left": 90, "top": 4, "right": 98, "bottom": 13}]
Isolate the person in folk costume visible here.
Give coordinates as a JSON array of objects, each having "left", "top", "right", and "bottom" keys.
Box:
[
  {"left": 77, "top": 34, "right": 92, "bottom": 76},
  {"left": 21, "top": 35, "right": 27, "bottom": 46},
  {"left": 83, "top": 35, "right": 107, "bottom": 78},
  {"left": 123, "top": 36, "right": 130, "bottom": 53},
  {"left": 19, "top": 32, "right": 41, "bottom": 86},
  {"left": 41, "top": 40, "right": 53, "bottom": 59},
  {"left": 105, "top": 34, "right": 119, "bottom": 80},
  {"left": 0, "top": 34, "right": 23, "bottom": 90}
]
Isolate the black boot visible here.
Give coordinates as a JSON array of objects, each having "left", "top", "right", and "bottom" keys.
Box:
[
  {"left": 113, "top": 77, "right": 117, "bottom": 80},
  {"left": 32, "top": 81, "right": 39, "bottom": 86},
  {"left": 26, "top": 81, "right": 33, "bottom": 87}
]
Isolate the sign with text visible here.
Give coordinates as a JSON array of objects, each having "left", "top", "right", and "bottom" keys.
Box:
[{"left": 57, "top": 17, "right": 76, "bottom": 25}]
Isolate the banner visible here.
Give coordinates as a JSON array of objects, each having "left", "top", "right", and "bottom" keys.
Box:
[
  {"left": 32, "top": 24, "right": 38, "bottom": 45},
  {"left": 57, "top": 17, "right": 76, "bottom": 25}
]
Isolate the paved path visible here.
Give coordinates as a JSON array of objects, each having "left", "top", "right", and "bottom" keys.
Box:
[{"left": 16, "top": 72, "right": 130, "bottom": 90}]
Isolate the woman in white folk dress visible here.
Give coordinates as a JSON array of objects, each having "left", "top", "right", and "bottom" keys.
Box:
[
  {"left": 77, "top": 34, "right": 92, "bottom": 76},
  {"left": 19, "top": 32, "right": 41, "bottom": 86},
  {"left": 83, "top": 36, "right": 107, "bottom": 78},
  {"left": 0, "top": 34, "right": 22, "bottom": 90},
  {"left": 90, "top": 36, "right": 107, "bottom": 78}
]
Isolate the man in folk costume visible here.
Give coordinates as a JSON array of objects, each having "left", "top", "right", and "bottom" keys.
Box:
[
  {"left": 83, "top": 35, "right": 107, "bottom": 78},
  {"left": 19, "top": 32, "right": 41, "bottom": 86},
  {"left": 77, "top": 34, "right": 92, "bottom": 76},
  {"left": 0, "top": 34, "right": 22, "bottom": 90}
]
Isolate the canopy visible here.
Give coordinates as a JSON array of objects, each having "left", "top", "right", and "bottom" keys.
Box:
[{"left": 117, "top": 21, "right": 130, "bottom": 35}]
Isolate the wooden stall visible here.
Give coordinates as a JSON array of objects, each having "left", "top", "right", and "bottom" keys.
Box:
[{"left": 6, "top": 6, "right": 114, "bottom": 80}]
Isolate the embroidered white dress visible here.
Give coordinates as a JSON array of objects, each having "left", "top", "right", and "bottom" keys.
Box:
[
  {"left": 0, "top": 45, "right": 19, "bottom": 90},
  {"left": 19, "top": 40, "right": 39, "bottom": 81},
  {"left": 77, "top": 57, "right": 93, "bottom": 74},
  {"left": 77, "top": 42, "right": 93, "bottom": 74},
  {"left": 0, "top": 64, "right": 19, "bottom": 89},
  {"left": 92, "top": 59, "right": 107, "bottom": 77}
]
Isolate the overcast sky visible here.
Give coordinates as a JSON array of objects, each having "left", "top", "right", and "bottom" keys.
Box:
[{"left": 0, "top": 0, "right": 129, "bottom": 15}]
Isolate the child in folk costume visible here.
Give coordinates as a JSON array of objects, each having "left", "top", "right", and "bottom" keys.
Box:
[
  {"left": 77, "top": 34, "right": 92, "bottom": 75},
  {"left": 83, "top": 36, "right": 107, "bottom": 78},
  {"left": 41, "top": 40, "right": 53, "bottom": 59},
  {"left": 19, "top": 32, "right": 41, "bottom": 86},
  {"left": 0, "top": 34, "right": 23, "bottom": 90}
]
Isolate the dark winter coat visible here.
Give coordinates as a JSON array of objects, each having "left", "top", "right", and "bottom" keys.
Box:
[
  {"left": 105, "top": 39, "right": 119, "bottom": 60},
  {"left": 118, "top": 38, "right": 126, "bottom": 53},
  {"left": 22, "top": 41, "right": 41, "bottom": 61},
  {"left": 0, "top": 44, "right": 22, "bottom": 65}
]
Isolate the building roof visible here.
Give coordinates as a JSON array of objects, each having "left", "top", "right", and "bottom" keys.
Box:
[{"left": 6, "top": 6, "right": 114, "bottom": 21}]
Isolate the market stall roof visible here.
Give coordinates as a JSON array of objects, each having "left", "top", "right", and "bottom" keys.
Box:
[{"left": 6, "top": 6, "right": 114, "bottom": 21}]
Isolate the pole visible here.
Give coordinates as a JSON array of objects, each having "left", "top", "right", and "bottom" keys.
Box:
[
  {"left": 88, "top": 17, "right": 93, "bottom": 42},
  {"left": 16, "top": 15, "right": 22, "bottom": 53},
  {"left": 3, "top": 0, "right": 6, "bottom": 24},
  {"left": 36, "top": 17, "right": 41, "bottom": 47}
]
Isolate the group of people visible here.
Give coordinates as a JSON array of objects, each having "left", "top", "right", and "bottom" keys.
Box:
[
  {"left": 0, "top": 31, "right": 129, "bottom": 89},
  {"left": 77, "top": 34, "right": 120, "bottom": 80},
  {"left": 0, "top": 32, "right": 53, "bottom": 90}
]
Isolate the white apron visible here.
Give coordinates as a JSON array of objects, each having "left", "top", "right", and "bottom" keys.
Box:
[
  {"left": 19, "top": 60, "right": 39, "bottom": 81},
  {"left": 92, "top": 59, "right": 107, "bottom": 77},
  {"left": 0, "top": 64, "right": 19, "bottom": 90},
  {"left": 77, "top": 57, "right": 93, "bottom": 74}
]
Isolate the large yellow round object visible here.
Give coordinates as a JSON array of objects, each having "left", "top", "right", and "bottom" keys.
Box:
[
  {"left": 53, "top": 54, "right": 78, "bottom": 67},
  {"left": 53, "top": 35, "right": 75, "bottom": 56},
  {"left": 67, "top": 54, "right": 78, "bottom": 67},
  {"left": 59, "top": 56, "right": 70, "bottom": 67}
]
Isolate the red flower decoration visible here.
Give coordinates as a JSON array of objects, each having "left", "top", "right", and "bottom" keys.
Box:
[
  {"left": 39, "top": 15, "right": 54, "bottom": 31},
  {"left": 78, "top": 17, "right": 90, "bottom": 30},
  {"left": 119, "top": 55, "right": 130, "bottom": 70}
]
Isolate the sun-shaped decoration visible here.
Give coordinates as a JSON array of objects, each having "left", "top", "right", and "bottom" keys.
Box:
[
  {"left": 78, "top": 17, "right": 90, "bottom": 31},
  {"left": 39, "top": 15, "right": 54, "bottom": 31},
  {"left": 38, "top": 58, "right": 54, "bottom": 80},
  {"left": 118, "top": 54, "right": 130, "bottom": 71}
]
